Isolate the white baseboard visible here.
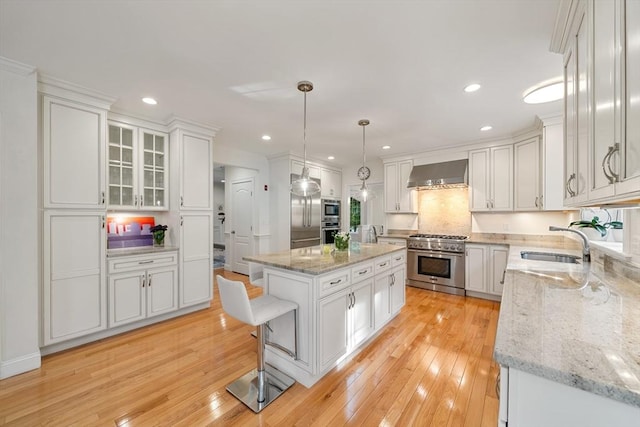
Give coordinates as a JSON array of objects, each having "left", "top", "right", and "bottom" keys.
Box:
[{"left": 0, "top": 351, "right": 41, "bottom": 379}]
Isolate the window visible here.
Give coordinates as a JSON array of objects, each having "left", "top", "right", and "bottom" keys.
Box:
[{"left": 350, "top": 197, "right": 361, "bottom": 232}]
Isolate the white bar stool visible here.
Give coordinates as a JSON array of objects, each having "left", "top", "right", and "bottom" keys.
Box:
[
  {"left": 216, "top": 275, "right": 298, "bottom": 413},
  {"left": 248, "top": 262, "right": 264, "bottom": 287}
]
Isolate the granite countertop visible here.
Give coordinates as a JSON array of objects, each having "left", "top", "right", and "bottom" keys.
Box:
[
  {"left": 106, "top": 245, "right": 179, "bottom": 257},
  {"left": 494, "top": 243, "right": 640, "bottom": 408},
  {"left": 243, "top": 243, "right": 404, "bottom": 275}
]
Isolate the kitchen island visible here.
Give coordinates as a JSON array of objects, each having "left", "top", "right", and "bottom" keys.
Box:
[{"left": 244, "top": 243, "right": 406, "bottom": 387}]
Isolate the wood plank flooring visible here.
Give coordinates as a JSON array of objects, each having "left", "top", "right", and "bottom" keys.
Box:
[{"left": 0, "top": 269, "right": 501, "bottom": 426}]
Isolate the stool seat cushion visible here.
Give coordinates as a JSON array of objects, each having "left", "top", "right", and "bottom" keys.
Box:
[{"left": 217, "top": 275, "right": 297, "bottom": 326}]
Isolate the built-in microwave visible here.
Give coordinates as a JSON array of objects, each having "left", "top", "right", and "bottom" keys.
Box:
[{"left": 322, "top": 199, "right": 340, "bottom": 219}]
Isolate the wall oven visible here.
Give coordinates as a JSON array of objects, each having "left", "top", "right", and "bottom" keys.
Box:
[
  {"left": 321, "top": 219, "right": 340, "bottom": 244},
  {"left": 406, "top": 234, "right": 467, "bottom": 296}
]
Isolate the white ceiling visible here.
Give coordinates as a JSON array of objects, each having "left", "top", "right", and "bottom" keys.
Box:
[{"left": 0, "top": 0, "right": 563, "bottom": 167}]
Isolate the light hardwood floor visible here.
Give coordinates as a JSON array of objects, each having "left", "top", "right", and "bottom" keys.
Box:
[{"left": 0, "top": 269, "right": 501, "bottom": 426}]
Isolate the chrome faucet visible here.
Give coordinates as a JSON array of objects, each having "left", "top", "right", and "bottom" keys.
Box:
[{"left": 548, "top": 226, "right": 591, "bottom": 262}]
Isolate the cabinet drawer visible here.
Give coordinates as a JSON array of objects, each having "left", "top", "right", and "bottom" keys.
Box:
[
  {"left": 374, "top": 257, "right": 392, "bottom": 274},
  {"left": 390, "top": 251, "right": 406, "bottom": 267},
  {"left": 351, "top": 262, "right": 374, "bottom": 284},
  {"left": 108, "top": 251, "right": 178, "bottom": 274},
  {"left": 319, "top": 269, "right": 350, "bottom": 297}
]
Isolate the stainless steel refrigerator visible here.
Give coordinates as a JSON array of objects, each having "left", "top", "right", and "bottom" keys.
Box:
[{"left": 290, "top": 174, "right": 321, "bottom": 249}]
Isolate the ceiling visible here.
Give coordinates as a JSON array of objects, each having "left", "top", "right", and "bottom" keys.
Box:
[{"left": 0, "top": 0, "right": 563, "bottom": 168}]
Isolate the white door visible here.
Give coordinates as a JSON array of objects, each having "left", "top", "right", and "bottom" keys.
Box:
[{"left": 231, "top": 179, "right": 253, "bottom": 275}]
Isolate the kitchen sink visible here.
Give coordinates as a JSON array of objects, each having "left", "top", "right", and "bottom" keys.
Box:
[{"left": 520, "top": 251, "right": 581, "bottom": 264}]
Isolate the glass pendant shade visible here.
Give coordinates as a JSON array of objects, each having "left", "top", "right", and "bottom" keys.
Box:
[
  {"left": 291, "top": 81, "right": 321, "bottom": 196},
  {"left": 357, "top": 119, "right": 371, "bottom": 202}
]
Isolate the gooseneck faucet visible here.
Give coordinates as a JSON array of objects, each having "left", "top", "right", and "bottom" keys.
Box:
[{"left": 548, "top": 226, "right": 591, "bottom": 262}]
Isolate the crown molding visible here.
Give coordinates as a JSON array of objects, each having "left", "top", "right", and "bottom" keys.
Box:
[
  {"left": 0, "top": 56, "right": 36, "bottom": 76},
  {"left": 38, "top": 74, "right": 116, "bottom": 110}
]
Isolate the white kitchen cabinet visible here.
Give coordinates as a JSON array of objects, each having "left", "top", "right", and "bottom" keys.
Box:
[
  {"left": 291, "top": 159, "right": 321, "bottom": 179},
  {"left": 320, "top": 167, "right": 342, "bottom": 199},
  {"left": 390, "top": 265, "right": 406, "bottom": 314},
  {"left": 107, "top": 252, "right": 178, "bottom": 327},
  {"left": 514, "top": 137, "right": 541, "bottom": 211},
  {"left": 377, "top": 237, "right": 407, "bottom": 247},
  {"left": 384, "top": 160, "right": 417, "bottom": 213},
  {"left": 465, "top": 243, "right": 505, "bottom": 300},
  {"left": 318, "top": 278, "right": 373, "bottom": 373},
  {"left": 179, "top": 213, "right": 213, "bottom": 307},
  {"left": 43, "top": 211, "right": 107, "bottom": 345},
  {"left": 469, "top": 145, "right": 513, "bottom": 211},
  {"left": 373, "top": 257, "right": 404, "bottom": 329},
  {"left": 169, "top": 123, "right": 213, "bottom": 211},
  {"left": 555, "top": 0, "right": 640, "bottom": 206},
  {"left": 42, "top": 95, "right": 108, "bottom": 209},
  {"left": 500, "top": 367, "right": 640, "bottom": 426},
  {"left": 541, "top": 117, "right": 566, "bottom": 211},
  {"left": 107, "top": 122, "right": 168, "bottom": 210}
]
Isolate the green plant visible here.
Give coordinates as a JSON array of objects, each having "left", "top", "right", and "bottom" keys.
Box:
[
  {"left": 605, "top": 220, "right": 623, "bottom": 229},
  {"left": 569, "top": 216, "right": 607, "bottom": 237}
]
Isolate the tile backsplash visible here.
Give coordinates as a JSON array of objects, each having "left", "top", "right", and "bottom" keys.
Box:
[{"left": 417, "top": 187, "right": 471, "bottom": 236}]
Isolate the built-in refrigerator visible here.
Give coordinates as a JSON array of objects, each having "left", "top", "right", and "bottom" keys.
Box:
[{"left": 290, "top": 174, "right": 321, "bottom": 249}]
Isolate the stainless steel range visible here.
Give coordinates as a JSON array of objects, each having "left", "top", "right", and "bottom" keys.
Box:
[{"left": 406, "top": 234, "right": 468, "bottom": 296}]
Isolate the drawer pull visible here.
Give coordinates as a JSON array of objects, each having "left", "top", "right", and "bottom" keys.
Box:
[
  {"left": 394, "top": 256, "right": 402, "bottom": 261},
  {"left": 358, "top": 270, "right": 368, "bottom": 275},
  {"left": 138, "top": 260, "right": 154, "bottom": 264},
  {"left": 330, "top": 279, "right": 343, "bottom": 285},
  {"left": 378, "top": 262, "right": 388, "bottom": 267}
]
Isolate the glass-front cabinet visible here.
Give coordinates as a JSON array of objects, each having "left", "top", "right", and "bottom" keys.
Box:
[{"left": 108, "top": 122, "right": 168, "bottom": 210}]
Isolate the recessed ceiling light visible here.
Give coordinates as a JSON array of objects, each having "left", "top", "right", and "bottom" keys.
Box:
[
  {"left": 142, "top": 97, "right": 157, "bottom": 105},
  {"left": 221, "top": 179, "right": 225, "bottom": 183},
  {"left": 261, "top": 135, "right": 271, "bottom": 141},
  {"left": 464, "top": 83, "right": 481, "bottom": 93},
  {"left": 480, "top": 125, "right": 493, "bottom": 131},
  {"left": 382, "top": 145, "right": 391, "bottom": 150},
  {"left": 523, "top": 80, "right": 563, "bottom": 104},
  {"left": 327, "top": 156, "right": 335, "bottom": 160}
]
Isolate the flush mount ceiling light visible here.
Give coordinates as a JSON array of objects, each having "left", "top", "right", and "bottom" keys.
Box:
[
  {"left": 480, "top": 125, "right": 493, "bottom": 131},
  {"left": 523, "top": 80, "right": 564, "bottom": 104},
  {"left": 142, "top": 97, "right": 157, "bottom": 105},
  {"left": 327, "top": 156, "right": 335, "bottom": 160},
  {"left": 382, "top": 145, "right": 391, "bottom": 150},
  {"left": 291, "top": 81, "right": 321, "bottom": 197},
  {"left": 261, "top": 135, "right": 271, "bottom": 141},
  {"left": 464, "top": 83, "right": 481, "bottom": 93}
]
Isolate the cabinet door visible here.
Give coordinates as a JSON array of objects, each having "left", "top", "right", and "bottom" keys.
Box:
[
  {"left": 618, "top": 0, "right": 640, "bottom": 196},
  {"left": 390, "top": 266, "right": 405, "bottom": 314},
  {"left": 514, "top": 138, "right": 541, "bottom": 211},
  {"left": 147, "top": 267, "right": 178, "bottom": 317},
  {"left": 465, "top": 244, "right": 487, "bottom": 293},
  {"left": 318, "top": 289, "right": 348, "bottom": 372},
  {"left": 564, "top": 39, "right": 578, "bottom": 204},
  {"left": 109, "top": 272, "right": 145, "bottom": 327},
  {"left": 107, "top": 123, "right": 137, "bottom": 209},
  {"left": 140, "top": 129, "right": 168, "bottom": 210},
  {"left": 349, "top": 279, "right": 374, "bottom": 349},
  {"left": 43, "top": 211, "right": 106, "bottom": 345},
  {"left": 180, "top": 133, "right": 212, "bottom": 210},
  {"left": 384, "top": 162, "right": 399, "bottom": 212},
  {"left": 491, "top": 145, "right": 513, "bottom": 210},
  {"left": 292, "top": 160, "right": 320, "bottom": 179},
  {"left": 373, "top": 273, "right": 391, "bottom": 329},
  {"left": 180, "top": 213, "right": 213, "bottom": 307},
  {"left": 43, "top": 96, "right": 106, "bottom": 209},
  {"left": 575, "top": 8, "right": 590, "bottom": 203},
  {"left": 397, "top": 160, "right": 415, "bottom": 213},
  {"left": 589, "top": 0, "right": 618, "bottom": 201},
  {"left": 321, "top": 168, "right": 341, "bottom": 199},
  {"left": 542, "top": 121, "right": 565, "bottom": 211},
  {"left": 489, "top": 246, "right": 509, "bottom": 296},
  {"left": 469, "top": 149, "right": 490, "bottom": 211}
]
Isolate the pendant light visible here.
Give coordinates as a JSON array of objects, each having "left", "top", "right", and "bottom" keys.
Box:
[
  {"left": 291, "top": 81, "right": 321, "bottom": 196},
  {"left": 356, "top": 119, "right": 371, "bottom": 202}
]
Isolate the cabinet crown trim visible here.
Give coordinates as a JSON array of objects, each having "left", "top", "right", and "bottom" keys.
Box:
[{"left": 38, "top": 74, "right": 116, "bottom": 108}]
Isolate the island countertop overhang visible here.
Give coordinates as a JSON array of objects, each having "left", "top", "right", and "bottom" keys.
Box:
[{"left": 243, "top": 243, "right": 405, "bottom": 275}]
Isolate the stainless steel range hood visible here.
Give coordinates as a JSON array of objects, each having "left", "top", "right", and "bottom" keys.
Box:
[{"left": 407, "top": 159, "right": 468, "bottom": 189}]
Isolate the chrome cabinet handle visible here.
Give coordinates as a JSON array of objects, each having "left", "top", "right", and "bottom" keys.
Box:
[
  {"left": 101, "top": 191, "right": 105, "bottom": 205},
  {"left": 180, "top": 216, "right": 183, "bottom": 226},
  {"left": 486, "top": 201, "right": 490, "bottom": 209},
  {"left": 358, "top": 270, "right": 368, "bottom": 275},
  {"left": 101, "top": 215, "right": 105, "bottom": 229},
  {"left": 141, "top": 275, "right": 146, "bottom": 288},
  {"left": 180, "top": 196, "right": 184, "bottom": 207},
  {"left": 500, "top": 269, "right": 506, "bottom": 285},
  {"left": 535, "top": 196, "right": 539, "bottom": 208},
  {"left": 138, "top": 260, "right": 154, "bottom": 264},
  {"left": 330, "top": 278, "right": 342, "bottom": 285},
  {"left": 140, "top": 195, "right": 144, "bottom": 206},
  {"left": 148, "top": 277, "right": 151, "bottom": 287},
  {"left": 539, "top": 195, "right": 543, "bottom": 209},
  {"left": 566, "top": 173, "right": 576, "bottom": 197},
  {"left": 602, "top": 143, "right": 620, "bottom": 184},
  {"left": 134, "top": 195, "right": 138, "bottom": 206}
]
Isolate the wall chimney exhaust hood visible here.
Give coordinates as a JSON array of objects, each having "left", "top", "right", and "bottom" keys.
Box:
[{"left": 407, "top": 159, "right": 468, "bottom": 190}]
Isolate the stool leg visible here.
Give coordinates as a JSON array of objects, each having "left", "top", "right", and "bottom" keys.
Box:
[{"left": 256, "top": 323, "right": 266, "bottom": 403}]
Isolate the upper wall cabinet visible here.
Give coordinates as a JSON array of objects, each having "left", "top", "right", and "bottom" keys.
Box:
[
  {"left": 554, "top": 0, "right": 640, "bottom": 205},
  {"left": 469, "top": 146, "right": 513, "bottom": 211},
  {"left": 514, "top": 137, "right": 541, "bottom": 211},
  {"left": 169, "top": 123, "right": 214, "bottom": 211},
  {"left": 384, "top": 160, "right": 417, "bottom": 213},
  {"left": 42, "top": 95, "right": 108, "bottom": 209},
  {"left": 320, "top": 168, "right": 342, "bottom": 199},
  {"left": 107, "top": 122, "right": 168, "bottom": 211}
]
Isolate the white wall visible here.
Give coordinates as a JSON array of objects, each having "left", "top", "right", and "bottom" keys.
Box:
[
  {"left": 0, "top": 57, "right": 41, "bottom": 378},
  {"left": 472, "top": 211, "right": 573, "bottom": 234}
]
